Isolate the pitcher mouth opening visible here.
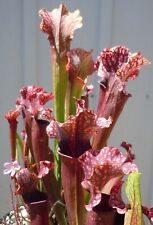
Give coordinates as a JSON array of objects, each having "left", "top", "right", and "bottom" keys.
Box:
[{"left": 23, "top": 190, "right": 48, "bottom": 204}]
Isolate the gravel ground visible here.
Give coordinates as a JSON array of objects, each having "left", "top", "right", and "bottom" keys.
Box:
[{"left": 0, "top": 206, "right": 30, "bottom": 225}]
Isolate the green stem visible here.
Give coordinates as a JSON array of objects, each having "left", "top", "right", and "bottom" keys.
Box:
[
  {"left": 51, "top": 48, "right": 69, "bottom": 187},
  {"left": 51, "top": 48, "right": 68, "bottom": 122},
  {"left": 53, "top": 201, "right": 68, "bottom": 225},
  {"left": 53, "top": 140, "right": 61, "bottom": 185},
  {"left": 16, "top": 133, "right": 24, "bottom": 155}
]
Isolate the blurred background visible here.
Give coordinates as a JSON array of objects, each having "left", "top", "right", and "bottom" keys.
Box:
[{"left": 0, "top": 0, "right": 153, "bottom": 218}]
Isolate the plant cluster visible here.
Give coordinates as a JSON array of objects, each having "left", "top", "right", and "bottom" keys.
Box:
[{"left": 3, "top": 3, "right": 153, "bottom": 225}]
